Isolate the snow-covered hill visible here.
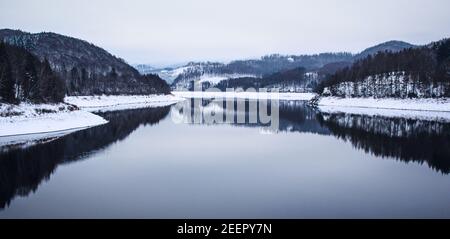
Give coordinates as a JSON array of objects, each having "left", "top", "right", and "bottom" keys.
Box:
[
  {"left": 133, "top": 64, "right": 155, "bottom": 74},
  {"left": 137, "top": 40, "right": 417, "bottom": 92}
]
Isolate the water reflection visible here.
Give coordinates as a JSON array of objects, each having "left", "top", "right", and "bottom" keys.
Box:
[
  {"left": 0, "top": 99, "right": 450, "bottom": 211},
  {"left": 318, "top": 112, "right": 450, "bottom": 174},
  {"left": 172, "top": 98, "right": 450, "bottom": 173},
  {"left": 0, "top": 106, "right": 170, "bottom": 209},
  {"left": 171, "top": 98, "right": 330, "bottom": 135}
]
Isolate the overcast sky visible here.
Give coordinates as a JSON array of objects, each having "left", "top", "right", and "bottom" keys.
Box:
[{"left": 1, "top": 0, "right": 450, "bottom": 66}]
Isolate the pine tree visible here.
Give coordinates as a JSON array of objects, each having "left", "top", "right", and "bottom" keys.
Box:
[
  {"left": 38, "top": 58, "right": 53, "bottom": 103},
  {"left": 22, "top": 52, "right": 39, "bottom": 101},
  {"left": 48, "top": 74, "right": 65, "bottom": 102},
  {"left": 0, "top": 42, "right": 15, "bottom": 103}
]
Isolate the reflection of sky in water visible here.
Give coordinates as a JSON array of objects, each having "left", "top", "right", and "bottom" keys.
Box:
[{"left": 1, "top": 100, "right": 450, "bottom": 218}]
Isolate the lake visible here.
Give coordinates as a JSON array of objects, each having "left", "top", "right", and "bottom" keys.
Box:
[{"left": 1, "top": 98, "right": 450, "bottom": 218}]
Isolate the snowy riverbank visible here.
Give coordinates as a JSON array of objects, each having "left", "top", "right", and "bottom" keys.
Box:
[
  {"left": 0, "top": 94, "right": 184, "bottom": 146},
  {"left": 0, "top": 103, "right": 108, "bottom": 137},
  {"left": 173, "top": 91, "right": 316, "bottom": 100},
  {"left": 65, "top": 94, "right": 185, "bottom": 112},
  {"left": 317, "top": 97, "right": 450, "bottom": 122},
  {"left": 318, "top": 97, "right": 450, "bottom": 112}
]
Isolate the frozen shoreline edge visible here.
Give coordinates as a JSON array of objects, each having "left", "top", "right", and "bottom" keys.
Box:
[
  {"left": 318, "top": 96, "right": 450, "bottom": 112},
  {"left": 173, "top": 91, "right": 316, "bottom": 100},
  {"left": 2, "top": 93, "right": 450, "bottom": 140},
  {"left": 317, "top": 96, "right": 450, "bottom": 122},
  {"left": 65, "top": 94, "right": 186, "bottom": 112},
  {"left": 0, "top": 94, "right": 186, "bottom": 142},
  {"left": 0, "top": 109, "right": 108, "bottom": 146}
]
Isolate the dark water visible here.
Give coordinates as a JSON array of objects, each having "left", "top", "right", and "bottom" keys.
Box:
[{"left": 1, "top": 99, "right": 450, "bottom": 218}]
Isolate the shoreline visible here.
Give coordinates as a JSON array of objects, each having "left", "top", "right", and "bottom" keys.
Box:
[
  {"left": 317, "top": 96, "right": 450, "bottom": 122},
  {"left": 65, "top": 94, "right": 185, "bottom": 112},
  {"left": 318, "top": 96, "right": 450, "bottom": 112},
  {"left": 173, "top": 91, "right": 316, "bottom": 100},
  {"left": 0, "top": 103, "right": 108, "bottom": 139},
  {"left": 0, "top": 94, "right": 185, "bottom": 145},
  {"left": 2, "top": 94, "right": 450, "bottom": 141}
]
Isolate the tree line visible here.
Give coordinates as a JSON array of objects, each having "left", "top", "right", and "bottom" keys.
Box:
[
  {"left": 215, "top": 67, "right": 308, "bottom": 91},
  {"left": 316, "top": 39, "right": 450, "bottom": 98},
  {"left": 64, "top": 66, "right": 170, "bottom": 95},
  {"left": 0, "top": 42, "right": 65, "bottom": 104}
]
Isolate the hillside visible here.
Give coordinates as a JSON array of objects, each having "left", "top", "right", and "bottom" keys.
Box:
[
  {"left": 0, "top": 29, "right": 170, "bottom": 95},
  {"left": 215, "top": 67, "right": 316, "bottom": 93},
  {"left": 170, "top": 53, "right": 353, "bottom": 90},
  {"left": 354, "top": 40, "right": 416, "bottom": 60},
  {"left": 164, "top": 41, "right": 416, "bottom": 91},
  {"left": 317, "top": 39, "right": 450, "bottom": 98},
  {"left": 0, "top": 42, "right": 64, "bottom": 104}
]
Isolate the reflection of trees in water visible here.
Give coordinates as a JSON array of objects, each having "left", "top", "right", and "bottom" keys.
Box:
[
  {"left": 179, "top": 99, "right": 330, "bottom": 135},
  {"left": 318, "top": 113, "right": 450, "bottom": 174},
  {"left": 0, "top": 106, "right": 170, "bottom": 209},
  {"left": 2, "top": 100, "right": 450, "bottom": 210},
  {"left": 180, "top": 99, "right": 450, "bottom": 173},
  {"left": 277, "top": 101, "right": 329, "bottom": 135}
]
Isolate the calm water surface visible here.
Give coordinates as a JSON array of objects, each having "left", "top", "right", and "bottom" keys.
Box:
[{"left": 0, "top": 99, "right": 450, "bottom": 218}]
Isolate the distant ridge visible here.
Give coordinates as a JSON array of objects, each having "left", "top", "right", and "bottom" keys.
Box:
[{"left": 354, "top": 40, "right": 417, "bottom": 60}]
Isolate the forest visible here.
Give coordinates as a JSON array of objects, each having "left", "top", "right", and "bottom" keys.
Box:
[
  {"left": 0, "top": 42, "right": 64, "bottom": 104},
  {"left": 0, "top": 41, "right": 171, "bottom": 104},
  {"left": 215, "top": 67, "right": 310, "bottom": 91},
  {"left": 65, "top": 67, "right": 170, "bottom": 96},
  {"left": 316, "top": 39, "right": 450, "bottom": 98},
  {"left": 0, "top": 29, "right": 171, "bottom": 97}
]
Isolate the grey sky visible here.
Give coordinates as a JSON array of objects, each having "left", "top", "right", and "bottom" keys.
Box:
[{"left": 1, "top": 0, "right": 450, "bottom": 66}]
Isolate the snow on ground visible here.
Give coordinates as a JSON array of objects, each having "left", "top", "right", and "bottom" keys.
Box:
[
  {"left": 198, "top": 75, "right": 228, "bottom": 84},
  {"left": 65, "top": 94, "right": 185, "bottom": 112},
  {"left": 198, "top": 74, "right": 257, "bottom": 84},
  {"left": 318, "top": 97, "right": 450, "bottom": 122},
  {"left": 318, "top": 97, "right": 450, "bottom": 112},
  {"left": 0, "top": 94, "right": 185, "bottom": 146},
  {"left": 0, "top": 103, "right": 108, "bottom": 137},
  {"left": 0, "top": 128, "right": 84, "bottom": 151},
  {"left": 173, "top": 91, "right": 317, "bottom": 101}
]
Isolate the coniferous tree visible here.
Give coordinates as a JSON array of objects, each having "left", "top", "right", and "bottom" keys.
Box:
[
  {"left": 316, "top": 39, "right": 450, "bottom": 98},
  {"left": 22, "top": 52, "right": 39, "bottom": 101},
  {"left": 0, "top": 42, "right": 15, "bottom": 103},
  {"left": 38, "top": 58, "right": 54, "bottom": 103}
]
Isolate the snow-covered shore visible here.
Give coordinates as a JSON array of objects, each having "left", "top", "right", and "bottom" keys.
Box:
[
  {"left": 317, "top": 97, "right": 450, "bottom": 122},
  {"left": 173, "top": 91, "right": 316, "bottom": 101},
  {"left": 65, "top": 94, "right": 185, "bottom": 112},
  {"left": 0, "top": 103, "right": 108, "bottom": 137},
  {"left": 0, "top": 94, "right": 185, "bottom": 146},
  {"left": 318, "top": 97, "right": 450, "bottom": 112}
]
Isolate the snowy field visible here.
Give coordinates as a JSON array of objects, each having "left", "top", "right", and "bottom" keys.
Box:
[
  {"left": 65, "top": 94, "right": 185, "bottom": 112},
  {"left": 173, "top": 91, "right": 317, "bottom": 101},
  {"left": 0, "top": 103, "right": 107, "bottom": 137},
  {"left": 318, "top": 97, "right": 450, "bottom": 122}
]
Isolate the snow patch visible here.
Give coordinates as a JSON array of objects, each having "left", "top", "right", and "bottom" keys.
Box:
[
  {"left": 173, "top": 91, "right": 317, "bottom": 101},
  {"left": 197, "top": 74, "right": 256, "bottom": 84},
  {"left": 65, "top": 94, "right": 185, "bottom": 112},
  {"left": 0, "top": 103, "right": 108, "bottom": 137},
  {"left": 318, "top": 97, "right": 450, "bottom": 122}
]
